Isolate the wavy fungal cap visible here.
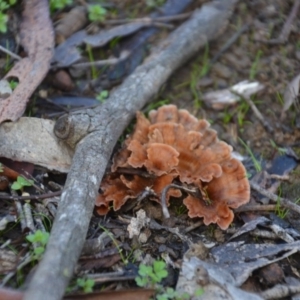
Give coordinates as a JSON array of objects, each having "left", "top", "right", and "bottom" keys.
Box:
[{"left": 96, "top": 105, "right": 250, "bottom": 230}]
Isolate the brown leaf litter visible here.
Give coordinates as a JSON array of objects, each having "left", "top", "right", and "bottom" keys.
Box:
[
  {"left": 0, "top": 0, "right": 54, "bottom": 123},
  {"left": 96, "top": 105, "right": 250, "bottom": 230}
]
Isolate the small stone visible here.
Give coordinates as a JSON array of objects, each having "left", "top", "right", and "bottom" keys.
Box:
[
  {"left": 261, "top": 5, "right": 277, "bottom": 18},
  {"left": 295, "top": 51, "right": 300, "bottom": 60},
  {"left": 50, "top": 70, "right": 74, "bottom": 91},
  {"left": 158, "top": 244, "right": 167, "bottom": 252},
  {"left": 258, "top": 263, "right": 284, "bottom": 285},
  {"left": 216, "top": 79, "right": 228, "bottom": 89},
  {"left": 224, "top": 53, "right": 250, "bottom": 69},
  {"left": 154, "top": 236, "right": 167, "bottom": 244},
  {"left": 212, "top": 62, "right": 232, "bottom": 79},
  {"left": 198, "top": 77, "right": 213, "bottom": 88}
]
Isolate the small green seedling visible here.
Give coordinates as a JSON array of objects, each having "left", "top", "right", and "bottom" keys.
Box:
[
  {"left": 11, "top": 176, "right": 34, "bottom": 191},
  {"left": 146, "top": 0, "right": 165, "bottom": 9},
  {"left": 239, "top": 138, "right": 262, "bottom": 172},
  {"left": 135, "top": 260, "right": 168, "bottom": 288},
  {"left": 88, "top": 4, "right": 107, "bottom": 22},
  {"left": 96, "top": 90, "right": 109, "bottom": 102},
  {"left": 26, "top": 230, "right": 49, "bottom": 259},
  {"left": 249, "top": 49, "right": 263, "bottom": 80},
  {"left": 136, "top": 260, "right": 197, "bottom": 299},
  {"left": 50, "top": 0, "right": 73, "bottom": 12},
  {"left": 269, "top": 139, "right": 287, "bottom": 155},
  {"left": 76, "top": 278, "right": 95, "bottom": 293},
  {"left": 9, "top": 79, "right": 18, "bottom": 90},
  {"left": 0, "top": 0, "right": 17, "bottom": 33}
]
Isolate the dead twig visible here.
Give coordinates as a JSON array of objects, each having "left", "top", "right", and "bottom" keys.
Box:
[
  {"left": 86, "top": 271, "right": 136, "bottom": 283},
  {"left": 104, "top": 12, "right": 191, "bottom": 26},
  {"left": 256, "top": 0, "right": 300, "bottom": 44},
  {"left": 0, "top": 190, "right": 62, "bottom": 201},
  {"left": 232, "top": 92, "right": 274, "bottom": 133},
  {"left": 250, "top": 181, "right": 300, "bottom": 215},
  {"left": 183, "top": 220, "right": 204, "bottom": 233},
  {"left": 0, "top": 45, "right": 22, "bottom": 61},
  {"left": 161, "top": 183, "right": 198, "bottom": 218},
  {"left": 23, "top": 201, "right": 35, "bottom": 232},
  {"left": 259, "top": 284, "right": 300, "bottom": 299},
  {"left": 71, "top": 50, "right": 130, "bottom": 68},
  {"left": 235, "top": 204, "right": 277, "bottom": 212},
  {"left": 149, "top": 219, "right": 191, "bottom": 244},
  {"left": 210, "top": 22, "right": 251, "bottom": 64}
]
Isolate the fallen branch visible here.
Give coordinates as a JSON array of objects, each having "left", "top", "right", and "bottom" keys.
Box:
[{"left": 23, "top": 1, "right": 237, "bottom": 299}]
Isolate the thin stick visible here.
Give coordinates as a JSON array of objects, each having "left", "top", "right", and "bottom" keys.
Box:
[
  {"left": 235, "top": 204, "right": 277, "bottom": 212},
  {"left": 250, "top": 181, "right": 300, "bottom": 215},
  {"left": 259, "top": 284, "right": 300, "bottom": 299},
  {"left": 115, "top": 167, "right": 156, "bottom": 178},
  {"left": 183, "top": 220, "right": 203, "bottom": 233},
  {"left": 71, "top": 51, "right": 130, "bottom": 68},
  {"left": 257, "top": 0, "right": 300, "bottom": 44},
  {"left": 0, "top": 45, "right": 21, "bottom": 60},
  {"left": 0, "top": 190, "right": 62, "bottom": 201},
  {"left": 233, "top": 91, "right": 274, "bottom": 133},
  {"left": 161, "top": 183, "right": 198, "bottom": 218},
  {"left": 104, "top": 12, "right": 191, "bottom": 25},
  {"left": 210, "top": 22, "right": 251, "bottom": 64}
]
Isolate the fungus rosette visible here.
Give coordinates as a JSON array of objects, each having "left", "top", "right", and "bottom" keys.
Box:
[{"left": 96, "top": 105, "right": 250, "bottom": 230}]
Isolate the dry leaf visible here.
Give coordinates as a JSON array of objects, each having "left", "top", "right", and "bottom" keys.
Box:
[
  {"left": 53, "top": 30, "right": 87, "bottom": 67},
  {"left": 84, "top": 22, "right": 148, "bottom": 47},
  {"left": 0, "top": 117, "right": 73, "bottom": 172},
  {"left": 55, "top": 6, "right": 87, "bottom": 43},
  {"left": 283, "top": 73, "right": 300, "bottom": 113},
  {"left": 203, "top": 80, "right": 264, "bottom": 110},
  {"left": 0, "top": 0, "right": 54, "bottom": 123}
]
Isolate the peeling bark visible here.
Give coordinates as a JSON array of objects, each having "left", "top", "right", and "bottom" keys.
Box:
[{"left": 24, "top": 1, "right": 237, "bottom": 299}]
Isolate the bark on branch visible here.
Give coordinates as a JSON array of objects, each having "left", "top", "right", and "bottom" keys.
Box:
[{"left": 24, "top": 1, "right": 237, "bottom": 299}]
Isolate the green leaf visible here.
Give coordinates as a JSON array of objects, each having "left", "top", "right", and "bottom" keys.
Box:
[
  {"left": 156, "top": 295, "right": 168, "bottom": 300},
  {"left": 11, "top": 181, "right": 22, "bottom": 190},
  {"left": 135, "top": 276, "right": 148, "bottom": 287},
  {"left": 34, "top": 246, "right": 45, "bottom": 256},
  {"left": 138, "top": 264, "right": 152, "bottom": 276},
  {"left": 153, "top": 261, "right": 166, "bottom": 273},
  {"left": 153, "top": 261, "right": 168, "bottom": 281},
  {"left": 88, "top": 4, "right": 107, "bottom": 22},
  {"left": 26, "top": 230, "right": 49, "bottom": 245},
  {"left": 76, "top": 278, "right": 95, "bottom": 293},
  {"left": 17, "top": 176, "right": 34, "bottom": 187},
  {"left": 195, "top": 288, "right": 204, "bottom": 296},
  {"left": 0, "top": 12, "right": 8, "bottom": 33},
  {"left": 0, "top": 3, "right": 9, "bottom": 10}
]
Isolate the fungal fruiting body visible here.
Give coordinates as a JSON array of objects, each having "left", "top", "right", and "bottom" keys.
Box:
[{"left": 96, "top": 105, "right": 250, "bottom": 230}]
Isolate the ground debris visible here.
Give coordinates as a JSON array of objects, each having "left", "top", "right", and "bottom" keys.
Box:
[
  {"left": 0, "top": 117, "right": 73, "bottom": 172},
  {"left": 211, "top": 241, "right": 300, "bottom": 286},
  {"left": 176, "top": 254, "right": 262, "bottom": 300},
  {"left": 0, "top": 0, "right": 54, "bottom": 123}
]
